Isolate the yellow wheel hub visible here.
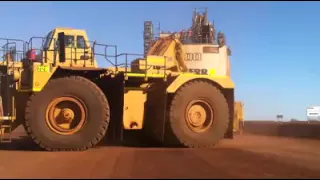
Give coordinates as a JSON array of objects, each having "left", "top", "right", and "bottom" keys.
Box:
[
  {"left": 46, "top": 96, "right": 87, "bottom": 135},
  {"left": 185, "top": 100, "right": 214, "bottom": 133},
  {"left": 61, "top": 108, "right": 75, "bottom": 122}
]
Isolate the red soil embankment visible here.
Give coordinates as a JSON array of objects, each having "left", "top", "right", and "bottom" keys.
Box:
[{"left": 244, "top": 120, "right": 320, "bottom": 139}]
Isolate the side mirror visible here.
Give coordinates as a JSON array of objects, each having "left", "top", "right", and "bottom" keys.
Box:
[
  {"left": 58, "top": 32, "right": 66, "bottom": 62},
  {"left": 227, "top": 47, "right": 232, "bottom": 56}
]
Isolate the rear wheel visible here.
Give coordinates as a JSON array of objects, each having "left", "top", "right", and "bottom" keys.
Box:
[
  {"left": 25, "top": 76, "right": 110, "bottom": 151},
  {"left": 166, "top": 80, "right": 230, "bottom": 148}
]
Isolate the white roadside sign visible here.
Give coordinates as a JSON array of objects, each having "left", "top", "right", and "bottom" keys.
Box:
[{"left": 306, "top": 106, "right": 320, "bottom": 120}]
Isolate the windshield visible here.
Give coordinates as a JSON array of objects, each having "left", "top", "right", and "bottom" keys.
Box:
[{"left": 43, "top": 30, "right": 54, "bottom": 50}]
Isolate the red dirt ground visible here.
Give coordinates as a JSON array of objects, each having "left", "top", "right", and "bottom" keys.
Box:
[{"left": 0, "top": 126, "right": 319, "bottom": 179}]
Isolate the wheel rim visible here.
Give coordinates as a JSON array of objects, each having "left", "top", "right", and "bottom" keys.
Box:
[
  {"left": 46, "top": 96, "right": 87, "bottom": 135},
  {"left": 185, "top": 99, "right": 214, "bottom": 133}
]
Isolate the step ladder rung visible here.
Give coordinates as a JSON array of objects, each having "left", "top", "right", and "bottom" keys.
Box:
[
  {"left": 0, "top": 116, "right": 15, "bottom": 120},
  {"left": 0, "top": 120, "right": 12, "bottom": 143},
  {"left": 0, "top": 139, "right": 11, "bottom": 143},
  {"left": 0, "top": 135, "right": 12, "bottom": 143},
  {"left": 1, "top": 125, "right": 11, "bottom": 128}
]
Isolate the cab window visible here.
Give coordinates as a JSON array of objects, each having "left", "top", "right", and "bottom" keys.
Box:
[
  {"left": 64, "top": 35, "right": 75, "bottom": 48},
  {"left": 77, "top": 36, "right": 86, "bottom": 49}
]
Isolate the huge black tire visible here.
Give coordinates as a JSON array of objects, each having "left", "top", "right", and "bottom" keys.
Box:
[
  {"left": 24, "top": 76, "right": 110, "bottom": 151},
  {"left": 166, "top": 80, "right": 230, "bottom": 148}
]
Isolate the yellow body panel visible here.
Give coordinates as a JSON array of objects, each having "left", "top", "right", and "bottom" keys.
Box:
[
  {"left": 123, "top": 88, "right": 147, "bottom": 130},
  {"left": 0, "top": 61, "right": 23, "bottom": 68},
  {"left": 132, "top": 56, "right": 167, "bottom": 70},
  {"left": 18, "top": 63, "right": 57, "bottom": 92},
  {"left": 233, "top": 101, "right": 244, "bottom": 133},
  {"left": 0, "top": 61, "right": 23, "bottom": 82},
  {"left": 130, "top": 56, "right": 169, "bottom": 76},
  {"left": 126, "top": 73, "right": 166, "bottom": 78},
  {"left": 166, "top": 74, "right": 234, "bottom": 93},
  {"left": 143, "top": 35, "right": 187, "bottom": 73},
  {"left": 32, "top": 63, "right": 57, "bottom": 92}
]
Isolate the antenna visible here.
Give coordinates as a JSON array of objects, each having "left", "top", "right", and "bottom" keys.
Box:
[{"left": 155, "top": 21, "right": 161, "bottom": 40}]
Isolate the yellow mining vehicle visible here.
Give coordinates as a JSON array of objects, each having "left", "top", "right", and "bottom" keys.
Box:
[{"left": 0, "top": 8, "right": 235, "bottom": 151}]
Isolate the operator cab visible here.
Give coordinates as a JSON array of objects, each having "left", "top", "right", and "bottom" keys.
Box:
[{"left": 26, "top": 28, "right": 97, "bottom": 68}]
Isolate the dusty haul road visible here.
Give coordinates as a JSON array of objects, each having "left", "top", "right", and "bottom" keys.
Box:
[{"left": 0, "top": 128, "right": 319, "bottom": 178}]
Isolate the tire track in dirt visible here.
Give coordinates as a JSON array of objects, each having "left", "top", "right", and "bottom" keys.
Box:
[{"left": 193, "top": 148, "right": 320, "bottom": 178}]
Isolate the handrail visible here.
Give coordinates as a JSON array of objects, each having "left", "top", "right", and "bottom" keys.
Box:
[
  {"left": 0, "top": 37, "right": 169, "bottom": 79},
  {"left": 0, "top": 38, "right": 26, "bottom": 59}
]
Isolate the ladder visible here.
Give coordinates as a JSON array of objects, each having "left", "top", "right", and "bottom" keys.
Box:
[
  {"left": 0, "top": 43, "right": 17, "bottom": 143},
  {"left": 0, "top": 116, "right": 13, "bottom": 143},
  {"left": 0, "top": 73, "right": 16, "bottom": 143}
]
